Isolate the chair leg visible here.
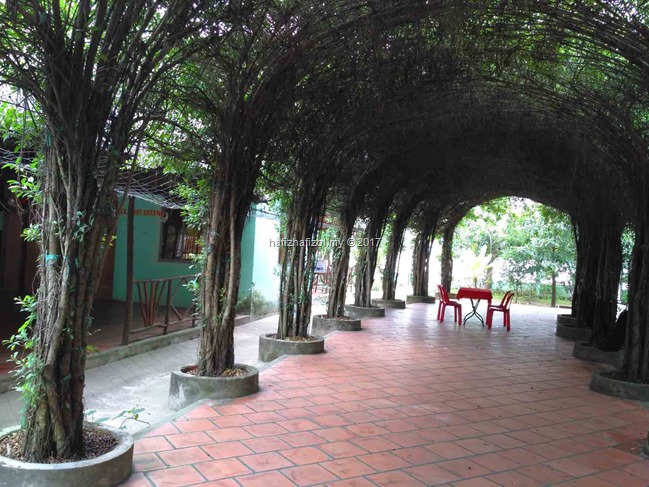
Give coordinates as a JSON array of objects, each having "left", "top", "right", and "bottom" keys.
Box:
[
  {"left": 486, "top": 309, "right": 493, "bottom": 328},
  {"left": 505, "top": 310, "right": 510, "bottom": 331},
  {"left": 437, "top": 302, "right": 442, "bottom": 321},
  {"left": 440, "top": 303, "right": 446, "bottom": 322},
  {"left": 458, "top": 305, "right": 462, "bottom": 325}
]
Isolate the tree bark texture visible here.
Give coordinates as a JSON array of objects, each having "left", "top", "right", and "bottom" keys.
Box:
[
  {"left": 572, "top": 221, "right": 598, "bottom": 328},
  {"left": 412, "top": 209, "right": 439, "bottom": 297},
  {"left": 622, "top": 189, "right": 649, "bottom": 382},
  {"left": 327, "top": 210, "right": 356, "bottom": 318},
  {"left": 572, "top": 214, "right": 622, "bottom": 343},
  {"left": 198, "top": 164, "right": 257, "bottom": 377},
  {"left": 591, "top": 221, "right": 622, "bottom": 344},
  {"left": 381, "top": 199, "right": 418, "bottom": 300},
  {"left": 24, "top": 147, "right": 119, "bottom": 461},
  {"left": 326, "top": 173, "right": 381, "bottom": 318},
  {"left": 440, "top": 224, "right": 456, "bottom": 292},
  {"left": 353, "top": 191, "right": 396, "bottom": 307},
  {"left": 277, "top": 180, "right": 328, "bottom": 338}
]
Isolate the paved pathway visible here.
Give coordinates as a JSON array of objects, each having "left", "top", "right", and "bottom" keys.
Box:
[
  {"left": 120, "top": 303, "right": 649, "bottom": 486},
  {"left": 0, "top": 315, "right": 279, "bottom": 433}
]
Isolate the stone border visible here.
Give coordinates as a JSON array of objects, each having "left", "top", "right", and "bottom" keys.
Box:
[
  {"left": 573, "top": 342, "right": 623, "bottom": 368},
  {"left": 406, "top": 295, "right": 436, "bottom": 304},
  {"left": 0, "top": 424, "right": 133, "bottom": 487},
  {"left": 555, "top": 323, "right": 591, "bottom": 341},
  {"left": 258, "top": 334, "right": 325, "bottom": 362},
  {"left": 311, "top": 315, "right": 362, "bottom": 335},
  {"left": 371, "top": 299, "right": 406, "bottom": 309},
  {"left": 344, "top": 305, "right": 385, "bottom": 319},
  {"left": 590, "top": 370, "right": 649, "bottom": 401},
  {"left": 168, "top": 364, "right": 259, "bottom": 411}
]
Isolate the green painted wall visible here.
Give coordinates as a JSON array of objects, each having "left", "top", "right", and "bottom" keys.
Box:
[
  {"left": 239, "top": 213, "right": 255, "bottom": 306},
  {"left": 111, "top": 199, "right": 277, "bottom": 313},
  {"left": 251, "top": 208, "right": 280, "bottom": 305},
  {"left": 235, "top": 205, "right": 280, "bottom": 318},
  {"left": 112, "top": 199, "right": 195, "bottom": 307}
]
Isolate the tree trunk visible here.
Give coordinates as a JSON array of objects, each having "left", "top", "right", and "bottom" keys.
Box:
[
  {"left": 570, "top": 221, "right": 580, "bottom": 315},
  {"left": 381, "top": 201, "right": 417, "bottom": 300},
  {"left": 412, "top": 209, "right": 439, "bottom": 297},
  {"left": 198, "top": 168, "right": 254, "bottom": 377},
  {"left": 573, "top": 220, "right": 599, "bottom": 329},
  {"left": 551, "top": 272, "right": 557, "bottom": 308},
  {"left": 277, "top": 181, "right": 327, "bottom": 338},
  {"left": 24, "top": 149, "right": 118, "bottom": 461},
  {"left": 591, "top": 222, "right": 623, "bottom": 344},
  {"left": 622, "top": 189, "right": 649, "bottom": 382},
  {"left": 440, "top": 224, "right": 456, "bottom": 292},
  {"left": 327, "top": 213, "right": 355, "bottom": 318},
  {"left": 353, "top": 195, "right": 395, "bottom": 307}
]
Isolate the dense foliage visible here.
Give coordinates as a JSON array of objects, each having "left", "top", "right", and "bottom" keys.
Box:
[{"left": 4, "top": 0, "right": 649, "bottom": 462}]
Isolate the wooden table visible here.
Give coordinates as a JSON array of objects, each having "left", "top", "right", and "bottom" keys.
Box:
[{"left": 456, "top": 287, "right": 493, "bottom": 326}]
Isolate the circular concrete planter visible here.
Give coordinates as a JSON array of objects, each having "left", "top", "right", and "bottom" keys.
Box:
[
  {"left": 406, "top": 295, "right": 436, "bottom": 304},
  {"left": 311, "top": 315, "right": 362, "bottom": 335},
  {"left": 590, "top": 370, "right": 649, "bottom": 401},
  {"left": 556, "top": 313, "right": 577, "bottom": 326},
  {"left": 573, "top": 342, "right": 623, "bottom": 368},
  {"left": 344, "top": 305, "right": 385, "bottom": 319},
  {"left": 372, "top": 299, "right": 406, "bottom": 309},
  {"left": 555, "top": 323, "right": 591, "bottom": 341},
  {"left": 258, "top": 334, "right": 325, "bottom": 362},
  {"left": 555, "top": 315, "right": 590, "bottom": 340},
  {"left": 0, "top": 424, "right": 133, "bottom": 487},
  {"left": 168, "top": 364, "right": 259, "bottom": 411}
]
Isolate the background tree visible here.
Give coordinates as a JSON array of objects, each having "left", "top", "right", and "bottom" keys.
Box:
[{"left": 501, "top": 204, "right": 576, "bottom": 305}]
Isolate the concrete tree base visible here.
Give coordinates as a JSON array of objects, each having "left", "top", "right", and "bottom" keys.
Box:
[
  {"left": 555, "top": 315, "right": 590, "bottom": 340},
  {"left": 0, "top": 424, "right": 133, "bottom": 487},
  {"left": 573, "top": 342, "right": 623, "bottom": 368},
  {"left": 590, "top": 370, "right": 649, "bottom": 401},
  {"left": 311, "top": 315, "right": 362, "bottom": 335},
  {"left": 556, "top": 313, "right": 577, "bottom": 326},
  {"left": 344, "top": 305, "right": 385, "bottom": 319},
  {"left": 168, "top": 364, "right": 259, "bottom": 410},
  {"left": 371, "top": 299, "right": 406, "bottom": 309},
  {"left": 406, "top": 295, "right": 436, "bottom": 304},
  {"left": 555, "top": 324, "right": 591, "bottom": 341},
  {"left": 258, "top": 334, "right": 325, "bottom": 362}
]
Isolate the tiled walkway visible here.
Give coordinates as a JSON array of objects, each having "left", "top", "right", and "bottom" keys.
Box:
[{"left": 124, "top": 304, "right": 649, "bottom": 486}]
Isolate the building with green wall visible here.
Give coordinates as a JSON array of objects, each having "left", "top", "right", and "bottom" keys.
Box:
[{"left": 111, "top": 198, "right": 280, "bottom": 316}]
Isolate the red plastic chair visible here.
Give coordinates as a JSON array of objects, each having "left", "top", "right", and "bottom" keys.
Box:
[
  {"left": 486, "top": 291, "right": 515, "bottom": 331},
  {"left": 437, "top": 285, "right": 462, "bottom": 324}
]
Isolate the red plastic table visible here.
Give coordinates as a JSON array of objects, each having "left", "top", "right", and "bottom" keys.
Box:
[{"left": 456, "top": 287, "right": 493, "bottom": 326}]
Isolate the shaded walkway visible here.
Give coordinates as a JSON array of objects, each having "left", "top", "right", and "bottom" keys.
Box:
[{"left": 125, "top": 304, "right": 649, "bottom": 486}]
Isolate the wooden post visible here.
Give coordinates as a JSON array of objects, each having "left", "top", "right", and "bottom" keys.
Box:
[
  {"left": 164, "top": 280, "right": 172, "bottom": 335},
  {"left": 122, "top": 196, "right": 135, "bottom": 345}
]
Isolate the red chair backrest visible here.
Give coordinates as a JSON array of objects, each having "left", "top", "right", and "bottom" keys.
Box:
[
  {"left": 438, "top": 285, "right": 451, "bottom": 304},
  {"left": 498, "top": 291, "right": 512, "bottom": 307},
  {"left": 504, "top": 292, "right": 515, "bottom": 310}
]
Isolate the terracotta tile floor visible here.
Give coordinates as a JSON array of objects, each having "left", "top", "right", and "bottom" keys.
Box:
[{"left": 124, "top": 304, "right": 649, "bottom": 486}]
